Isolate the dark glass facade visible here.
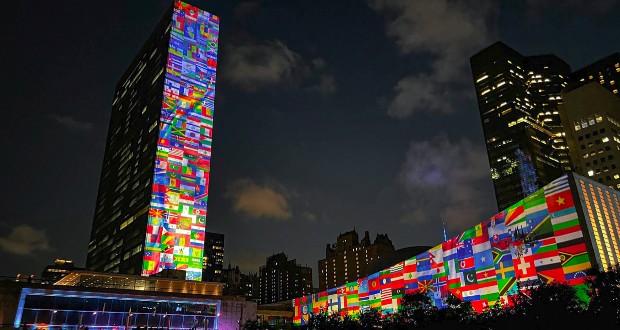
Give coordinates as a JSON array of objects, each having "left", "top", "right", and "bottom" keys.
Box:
[
  {"left": 87, "top": 1, "right": 220, "bottom": 281},
  {"left": 15, "top": 288, "right": 219, "bottom": 329},
  {"left": 202, "top": 232, "right": 224, "bottom": 282},
  {"left": 470, "top": 42, "right": 564, "bottom": 211},
  {"left": 471, "top": 43, "right": 620, "bottom": 211},
  {"left": 86, "top": 5, "right": 173, "bottom": 275}
]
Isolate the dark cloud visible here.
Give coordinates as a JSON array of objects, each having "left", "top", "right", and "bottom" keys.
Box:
[
  {"left": 227, "top": 179, "right": 292, "bottom": 220},
  {"left": 398, "top": 135, "right": 495, "bottom": 231},
  {"left": 313, "top": 75, "right": 336, "bottom": 94},
  {"left": 0, "top": 225, "right": 52, "bottom": 256},
  {"left": 368, "top": 0, "right": 498, "bottom": 117},
  {"left": 233, "top": 1, "right": 260, "bottom": 22},
  {"left": 49, "top": 114, "right": 94, "bottom": 132},
  {"left": 223, "top": 39, "right": 310, "bottom": 91}
]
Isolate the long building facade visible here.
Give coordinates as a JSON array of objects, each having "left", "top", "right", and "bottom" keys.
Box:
[
  {"left": 87, "top": 1, "right": 219, "bottom": 281},
  {"left": 293, "top": 172, "right": 620, "bottom": 325}
]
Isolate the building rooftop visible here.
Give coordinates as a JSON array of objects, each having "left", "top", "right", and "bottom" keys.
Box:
[{"left": 54, "top": 271, "right": 224, "bottom": 296}]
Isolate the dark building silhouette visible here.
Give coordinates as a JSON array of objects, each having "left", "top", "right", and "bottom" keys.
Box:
[
  {"left": 259, "top": 253, "right": 312, "bottom": 305},
  {"left": 202, "top": 232, "right": 225, "bottom": 282},
  {"left": 41, "top": 259, "right": 84, "bottom": 284},
  {"left": 571, "top": 53, "right": 620, "bottom": 96},
  {"left": 471, "top": 42, "right": 620, "bottom": 210},
  {"left": 86, "top": 1, "right": 219, "bottom": 281},
  {"left": 222, "top": 263, "right": 259, "bottom": 302},
  {"left": 318, "top": 230, "right": 395, "bottom": 291}
]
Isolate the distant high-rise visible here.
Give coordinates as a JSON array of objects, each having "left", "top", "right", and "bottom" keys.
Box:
[
  {"left": 86, "top": 1, "right": 219, "bottom": 281},
  {"left": 318, "top": 230, "right": 395, "bottom": 291},
  {"left": 471, "top": 42, "right": 620, "bottom": 210},
  {"left": 202, "top": 232, "right": 225, "bottom": 282},
  {"left": 572, "top": 53, "right": 620, "bottom": 96},
  {"left": 258, "top": 253, "right": 312, "bottom": 305},
  {"left": 560, "top": 83, "right": 620, "bottom": 188}
]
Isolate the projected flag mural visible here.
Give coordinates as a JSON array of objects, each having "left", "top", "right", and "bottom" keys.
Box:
[
  {"left": 293, "top": 174, "right": 595, "bottom": 324},
  {"left": 142, "top": 1, "right": 219, "bottom": 281}
]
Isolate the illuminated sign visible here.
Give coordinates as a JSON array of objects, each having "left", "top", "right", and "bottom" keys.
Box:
[
  {"left": 142, "top": 0, "right": 219, "bottom": 281},
  {"left": 293, "top": 175, "right": 593, "bottom": 324}
]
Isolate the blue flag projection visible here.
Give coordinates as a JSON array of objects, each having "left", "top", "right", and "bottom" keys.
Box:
[
  {"left": 294, "top": 175, "right": 594, "bottom": 324},
  {"left": 142, "top": 1, "right": 219, "bottom": 281}
]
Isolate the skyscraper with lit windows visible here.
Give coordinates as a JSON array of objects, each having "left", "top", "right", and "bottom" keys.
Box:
[
  {"left": 560, "top": 82, "right": 620, "bottom": 189},
  {"left": 87, "top": 1, "right": 219, "bottom": 281},
  {"left": 470, "top": 42, "right": 566, "bottom": 211},
  {"left": 471, "top": 42, "right": 620, "bottom": 211}
]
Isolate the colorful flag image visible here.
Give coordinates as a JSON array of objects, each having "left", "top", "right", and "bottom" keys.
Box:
[{"left": 293, "top": 174, "right": 600, "bottom": 323}]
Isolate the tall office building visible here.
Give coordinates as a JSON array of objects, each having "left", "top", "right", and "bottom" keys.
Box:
[
  {"left": 560, "top": 83, "right": 620, "bottom": 189},
  {"left": 87, "top": 1, "right": 219, "bottom": 281},
  {"left": 470, "top": 42, "right": 566, "bottom": 211},
  {"left": 258, "top": 253, "right": 312, "bottom": 305},
  {"left": 471, "top": 42, "right": 620, "bottom": 211},
  {"left": 202, "top": 232, "right": 225, "bottom": 282},
  {"left": 318, "top": 230, "right": 395, "bottom": 291}
]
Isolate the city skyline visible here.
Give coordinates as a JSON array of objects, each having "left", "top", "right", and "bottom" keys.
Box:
[{"left": 1, "top": 0, "right": 620, "bottom": 284}]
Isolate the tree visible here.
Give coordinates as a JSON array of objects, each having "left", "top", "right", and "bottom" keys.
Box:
[
  {"left": 586, "top": 264, "right": 620, "bottom": 327},
  {"left": 358, "top": 308, "right": 382, "bottom": 329}
]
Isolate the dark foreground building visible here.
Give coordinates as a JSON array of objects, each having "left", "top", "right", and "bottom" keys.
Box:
[
  {"left": 87, "top": 1, "right": 219, "bottom": 281},
  {"left": 202, "top": 232, "right": 225, "bottom": 282},
  {"left": 293, "top": 172, "right": 620, "bottom": 325},
  {"left": 0, "top": 271, "right": 258, "bottom": 329}
]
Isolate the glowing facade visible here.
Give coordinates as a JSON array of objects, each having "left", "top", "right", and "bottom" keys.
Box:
[
  {"left": 87, "top": 1, "right": 218, "bottom": 281},
  {"left": 142, "top": 1, "right": 219, "bottom": 281},
  {"left": 293, "top": 173, "right": 620, "bottom": 325}
]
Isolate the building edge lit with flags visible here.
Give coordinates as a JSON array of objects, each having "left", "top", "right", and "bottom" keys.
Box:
[
  {"left": 292, "top": 172, "right": 620, "bottom": 325},
  {"left": 86, "top": 1, "right": 219, "bottom": 282}
]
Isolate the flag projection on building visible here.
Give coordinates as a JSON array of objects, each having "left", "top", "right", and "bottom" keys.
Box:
[
  {"left": 142, "top": 1, "right": 219, "bottom": 281},
  {"left": 293, "top": 175, "right": 595, "bottom": 324}
]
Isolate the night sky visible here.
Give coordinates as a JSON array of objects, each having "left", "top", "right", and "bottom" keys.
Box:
[{"left": 1, "top": 0, "right": 619, "bottom": 284}]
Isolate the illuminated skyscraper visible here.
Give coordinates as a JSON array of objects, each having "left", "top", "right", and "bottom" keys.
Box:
[
  {"left": 86, "top": 1, "right": 219, "bottom": 281},
  {"left": 471, "top": 43, "right": 620, "bottom": 211},
  {"left": 572, "top": 53, "right": 620, "bottom": 96},
  {"left": 470, "top": 42, "right": 566, "bottom": 211}
]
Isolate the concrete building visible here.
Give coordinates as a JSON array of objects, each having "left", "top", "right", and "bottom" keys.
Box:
[
  {"left": 318, "top": 230, "right": 395, "bottom": 291},
  {"left": 560, "top": 82, "right": 620, "bottom": 190}
]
